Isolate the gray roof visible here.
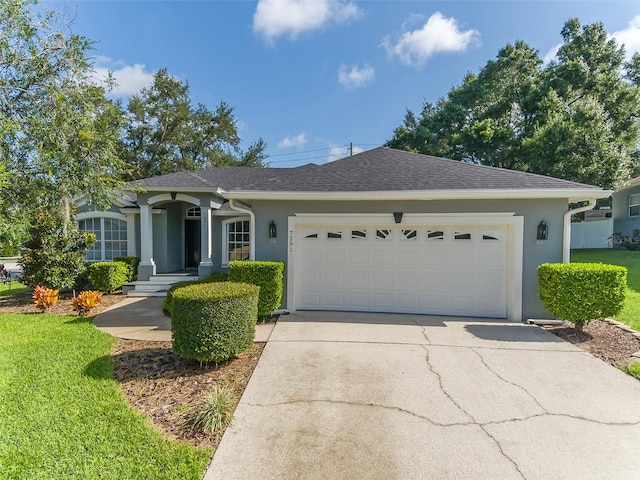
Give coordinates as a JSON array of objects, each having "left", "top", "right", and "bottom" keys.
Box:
[
  {"left": 133, "top": 166, "right": 303, "bottom": 190},
  {"left": 133, "top": 147, "right": 601, "bottom": 193}
]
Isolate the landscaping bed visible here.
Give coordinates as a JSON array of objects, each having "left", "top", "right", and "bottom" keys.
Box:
[
  {"left": 544, "top": 319, "right": 640, "bottom": 367},
  {"left": 0, "top": 290, "right": 266, "bottom": 453}
]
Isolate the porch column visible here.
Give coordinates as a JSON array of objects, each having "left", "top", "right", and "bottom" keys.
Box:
[
  {"left": 138, "top": 204, "right": 156, "bottom": 280},
  {"left": 123, "top": 211, "right": 137, "bottom": 257},
  {"left": 198, "top": 205, "right": 214, "bottom": 278}
]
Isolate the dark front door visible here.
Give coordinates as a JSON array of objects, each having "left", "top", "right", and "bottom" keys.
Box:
[{"left": 185, "top": 220, "right": 201, "bottom": 268}]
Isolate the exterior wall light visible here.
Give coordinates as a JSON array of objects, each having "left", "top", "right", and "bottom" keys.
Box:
[
  {"left": 269, "top": 220, "right": 277, "bottom": 239},
  {"left": 537, "top": 221, "right": 548, "bottom": 241},
  {"left": 393, "top": 212, "right": 403, "bottom": 224}
]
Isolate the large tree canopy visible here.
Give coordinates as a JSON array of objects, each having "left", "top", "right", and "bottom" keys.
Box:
[
  {"left": 387, "top": 19, "right": 640, "bottom": 189},
  {"left": 0, "top": 0, "right": 129, "bottom": 219},
  {"left": 120, "top": 69, "right": 267, "bottom": 180}
]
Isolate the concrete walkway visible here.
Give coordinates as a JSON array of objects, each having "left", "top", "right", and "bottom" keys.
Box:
[
  {"left": 93, "top": 296, "right": 275, "bottom": 342},
  {"left": 205, "top": 311, "right": 640, "bottom": 480}
]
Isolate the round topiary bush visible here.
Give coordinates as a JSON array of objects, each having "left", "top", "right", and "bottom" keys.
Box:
[
  {"left": 171, "top": 282, "right": 259, "bottom": 363},
  {"left": 538, "top": 262, "right": 627, "bottom": 331}
]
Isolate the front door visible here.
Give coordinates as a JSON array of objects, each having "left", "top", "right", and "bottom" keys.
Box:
[{"left": 185, "top": 220, "right": 201, "bottom": 268}]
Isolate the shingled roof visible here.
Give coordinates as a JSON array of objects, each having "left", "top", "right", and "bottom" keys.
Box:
[
  {"left": 235, "top": 147, "right": 598, "bottom": 192},
  {"left": 132, "top": 147, "right": 607, "bottom": 200}
]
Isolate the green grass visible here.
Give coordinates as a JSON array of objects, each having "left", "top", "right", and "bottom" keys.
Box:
[
  {"left": 0, "top": 313, "right": 211, "bottom": 479},
  {"left": 621, "top": 362, "right": 640, "bottom": 380},
  {"left": 571, "top": 249, "right": 640, "bottom": 331},
  {"left": 0, "top": 281, "right": 28, "bottom": 296}
]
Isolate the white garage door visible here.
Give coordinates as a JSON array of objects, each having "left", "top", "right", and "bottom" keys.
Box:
[{"left": 295, "top": 224, "right": 508, "bottom": 318}]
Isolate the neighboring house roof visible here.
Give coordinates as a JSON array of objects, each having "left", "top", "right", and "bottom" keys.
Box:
[
  {"left": 614, "top": 175, "right": 640, "bottom": 193},
  {"left": 130, "top": 147, "right": 611, "bottom": 202}
]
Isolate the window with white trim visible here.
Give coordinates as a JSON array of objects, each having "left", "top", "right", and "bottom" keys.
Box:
[
  {"left": 223, "top": 217, "right": 251, "bottom": 264},
  {"left": 78, "top": 217, "right": 127, "bottom": 261},
  {"left": 630, "top": 194, "right": 640, "bottom": 217}
]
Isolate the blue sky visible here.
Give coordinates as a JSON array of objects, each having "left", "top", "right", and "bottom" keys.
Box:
[{"left": 58, "top": 1, "right": 640, "bottom": 167}]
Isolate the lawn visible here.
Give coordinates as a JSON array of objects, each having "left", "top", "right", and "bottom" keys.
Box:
[
  {"left": 0, "top": 313, "right": 211, "bottom": 479},
  {"left": 571, "top": 248, "right": 640, "bottom": 331},
  {"left": 0, "top": 281, "right": 28, "bottom": 296}
]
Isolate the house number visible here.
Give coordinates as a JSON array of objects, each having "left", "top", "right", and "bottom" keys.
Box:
[{"left": 288, "top": 230, "right": 294, "bottom": 253}]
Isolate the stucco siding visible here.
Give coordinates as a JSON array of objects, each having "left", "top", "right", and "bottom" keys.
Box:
[
  {"left": 250, "top": 198, "right": 568, "bottom": 320},
  {"left": 613, "top": 185, "right": 640, "bottom": 236}
]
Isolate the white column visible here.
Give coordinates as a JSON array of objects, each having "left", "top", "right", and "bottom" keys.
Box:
[
  {"left": 138, "top": 204, "right": 155, "bottom": 279},
  {"left": 124, "top": 212, "right": 137, "bottom": 257},
  {"left": 200, "top": 206, "right": 213, "bottom": 266}
]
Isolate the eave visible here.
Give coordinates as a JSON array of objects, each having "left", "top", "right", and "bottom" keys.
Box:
[{"left": 222, "top": 188, "right": 612, "bottom": 203}]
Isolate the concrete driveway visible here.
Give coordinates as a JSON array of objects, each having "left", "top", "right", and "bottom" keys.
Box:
[{"left": 205, "top": 311, "right": 640, "bottom": 480}]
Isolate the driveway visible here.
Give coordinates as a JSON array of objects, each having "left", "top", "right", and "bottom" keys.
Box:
[{"left": 205, "top": 311, "right": 640, "bottom": 480}]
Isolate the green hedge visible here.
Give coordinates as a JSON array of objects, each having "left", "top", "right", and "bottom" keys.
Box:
[
  {"left": 228, "top": 261, "right": 284, "bottom": 317},
  {"left": 113, "top": 256, "right": 140, "bottom": 281},
  {"left": 88, "top": 261, "right": 130, "bottom": 293},
  {"left": 162, "top": 272, "right": 229, "bottom": 317},
  {"left": 171, "top": 282, "right": 259, "bottom": 363},
  {"left": 538, "top": 262, "right": 627, "bottom": 330}
]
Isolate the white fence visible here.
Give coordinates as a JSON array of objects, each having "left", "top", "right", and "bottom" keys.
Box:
[{"left": 570, "top": 219, "right": 613, "bottom": 249}]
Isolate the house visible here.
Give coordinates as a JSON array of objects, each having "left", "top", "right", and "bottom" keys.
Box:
[
  {"left": 612, "top": 176, "right": 640, "bottom": 236},
  {"left": 77, "top": 147, "right": 610, "bottom": 322}
]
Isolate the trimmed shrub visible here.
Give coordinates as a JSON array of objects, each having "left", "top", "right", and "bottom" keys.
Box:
[
  {"left": 171, "top": 282, "right": 259, "bottom": 363},
  {"left": 88, "top": 261, "right": 129, "bottom": 293},
  {"left": 228, "top": 261, "right": 284, "bottom": 317},
  {"left": 538, "top": 263, "right": 627, "bottom": 331},
  {"left": 72, "top": 290, "right": 102, "bottom": 316},
  {"left": 201, "top": 271, "right": 229, "bottom": 283},
  {"left": 163, "top": 272, "right": 229, "bottom": 317},
  {"left": 74, "top": 262, "right": 92, "bottom": 290},
  {"left": 113, "top": 256, "right": 140, "bottom": 281}
]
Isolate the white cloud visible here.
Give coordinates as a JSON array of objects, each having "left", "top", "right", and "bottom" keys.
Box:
[
  {"left": 90, "top": 57, "right": 155, "bottom": 96},
  {"left": 611, "top": 15, "right": 640, "bottom": 60},
  {"left": 542, "top": 43, "right": 561, "bottom": 65},
  {"left": 326, "top": 144, "right": 364, "bottom": 162},
  {"left": 278, "top": 133, "right": 308, "bottom": 148},
  {"left": 337, "top": 64, "right": 375, "bottom": 88},
  {"left": 383, "top": 12, "right": 480, "bottom": 67},
  {"left": 253, "top": 0, "right": 360, "bottom": 43}
]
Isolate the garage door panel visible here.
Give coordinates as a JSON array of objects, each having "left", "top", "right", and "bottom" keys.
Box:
[
  {"left": 347, "top": 270, "right": 370, "bottom": 288},
  {"left": 326, "top": 270, "right": 345, "bottom": 287},
  {"left": 372, "top": 293, "right": 394, "bottom": 309},
  {"left": 324, "top": 291, "right": 345, "bottom": 308},
  {"left": 370, "top": 270, "right": 393, "bottom": 289},
  {"left": 347, "top": 247, "right": 369, "bottom": 265},
  {"left": 347, "top": 292, "right": 370, "bottom": 309},
  {"left": 295, "top": 224, "right": 508, "bottom": 318},
  {"left": 325, "top": 247, "right": 345, "bottom": 264}
]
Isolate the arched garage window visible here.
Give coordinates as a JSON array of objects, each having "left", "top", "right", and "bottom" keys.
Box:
[
  {"left": 222, "top": 217, "right": 250, "bottom": 265},
  {"left": 78, "top": 217, "right": 128, "bottom": 261}
]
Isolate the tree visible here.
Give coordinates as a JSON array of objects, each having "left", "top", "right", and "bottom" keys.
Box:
[
  {"left": 0, "top": 0, "right": 129, "bottom": 223},
  {"left": 121, "top": 69, "right": 267, "bottom": 179},
  {"left": 387, "top": 19, "right": 640, "bottom": 189}
]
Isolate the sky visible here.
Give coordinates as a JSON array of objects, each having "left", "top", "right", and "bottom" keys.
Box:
[{"left": 50, "top": 0, "right": 640, "bottom": 167}]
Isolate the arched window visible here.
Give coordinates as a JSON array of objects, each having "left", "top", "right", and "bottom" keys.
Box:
[
  {"left": 222, "top": 217, "right": 250, "bottom": 265},
  {"left": 78, "top": 217, "right": 127, "bottom": 261}
]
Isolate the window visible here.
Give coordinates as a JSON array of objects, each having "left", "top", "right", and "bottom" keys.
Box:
[
  {"left": 186, "top": 207, "right": 201, "bottom": 218},
  {"left": 454, "top": 231, "right": 472, "bottom": 240},
  {"left": 224, "top": 218, "right": 251, "bottom": 264},
  {"left": 327, "top": 231, "right": 342, "bottom": 239},
  {"left": 351, "top": 230, "right": 367, "bottom": 240},
  {"left": 427, "top": 230, "right": 444, "bottom": 240},
  {"left": 401, "top": 229, "right": 417, "bottom": 240},
  {"left": 376, "top": 229, "right": 392, "bottom": 240},
  {"left": 630, "top": 194, "right": 640, "bottom": 217},
  {"left": 78, "top": 217, "right": 127, "bottom": 261}
]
